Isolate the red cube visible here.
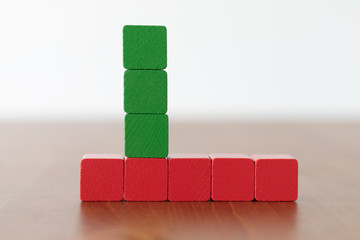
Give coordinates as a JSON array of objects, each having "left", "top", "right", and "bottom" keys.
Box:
[
  {"left": 80, "top": 154, "right": 124, "bottom": 201},
  {"left": 124, "top": 158, "right": 167, "bottom": 201},
  {"left": 168, "top": 154, "right": 211, "bottom": 201},
  {"left": 211, "top": 154, "right": 254, "bottom": 201},
  {"left": 252, "top": 154, "right": 298, "bottom": 201}
]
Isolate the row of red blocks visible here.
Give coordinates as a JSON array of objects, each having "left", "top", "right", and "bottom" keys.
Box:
[{"left": 80, "top": 154, "right": 298, "bottom": 202}]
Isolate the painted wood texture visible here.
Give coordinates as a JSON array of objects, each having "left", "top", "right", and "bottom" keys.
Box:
[
  {"left": 168, "top": 154, "right": 211, "bottom": 201},
  {"left": 124, "top": 70, "right": 167, "bottom": 114},
  {"left": 252, "top": 154, "right": 298, "bottom": 201},
  {"left": 80, "top": 154, "right": 124, "bottom": 201},
  {"left": 123, "top": 25, "right": 167, "bottom": 70},
  {"left": 210, "top": 153, "right": 254, "bottom": 201},
  {"left": 125, "top": 114, "right": 168, "bottom": 158},
  {"left": 2, "top": 122, "right": 360, "bottom": 240},
  {"left": 124, "top": 158, "right": 167, "bottom": 201}
]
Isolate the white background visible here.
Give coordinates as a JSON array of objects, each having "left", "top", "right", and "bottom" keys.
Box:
[{"left": 0, "top": 0, "right": 359, "bottom": 121}]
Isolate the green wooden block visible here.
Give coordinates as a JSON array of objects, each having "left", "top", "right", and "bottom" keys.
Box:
[
  {"left": 123, "top": 25, "right": 167, "bottom": 70},
  {"left": 124, "top": 70, "right": 167, "bottom": 114},
  {"left": 125, "top": 114, "right": 168, "bottom": 158}
]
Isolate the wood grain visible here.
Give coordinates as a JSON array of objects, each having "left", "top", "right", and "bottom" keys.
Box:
[
  {"left": 124, "top": 158, "right": 167, "bottom": 201},
  {"left": 123, "top": 25, "right": 167, "bottom": 70},
  {"left": 253, "top": 155, "right": 298, "bottom": 201},
  {"left": 0, "top": 121, "right": 360, "bottom": 240},
  {"left": 125, "top": 114, "right": 168, "bottom": 157},
  {"left": 80, "top": 154, "right": 124, "bottom": 201},
  {"left": 168, "top": 154, "right": 211, "bottom": 201},
  {"left": 211, "top": 154, "right": 254, "bottom": 201},
  {"left": 124, "top": 70, "right": 167, "bottom": 114}
]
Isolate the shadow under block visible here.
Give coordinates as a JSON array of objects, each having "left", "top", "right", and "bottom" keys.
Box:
[
  {"left": 123, "top": 25, "right": 167, "bottom": 70},
  {"left": 252, "top": 154, "right": 298, "bottom": 201},
  {"left": 80, "top": 154, "right": 124, "bottom": 201},
  {"left": 125, "top": 114, "right": 168, "bottom": 158},
  {"left": 124, "top": 158, "right": 167, "bottom": 201},
  {"left": 168, "top": 154, "right": 211, "bottom": 201},
  {"left": 210, "top": 154, "right": 254, "bottom": 201},
  {"left": 124, "top": 70, "right": 167, "bottom": 114}
]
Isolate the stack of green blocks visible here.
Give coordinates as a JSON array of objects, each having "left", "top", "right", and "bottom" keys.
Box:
[{"left": 123, "top": 25, "right": 168, "bottom": 158}]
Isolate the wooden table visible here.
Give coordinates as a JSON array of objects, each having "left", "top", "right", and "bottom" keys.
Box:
[{"left": 1, "top": 121, "right": 359, "bottom": 240}]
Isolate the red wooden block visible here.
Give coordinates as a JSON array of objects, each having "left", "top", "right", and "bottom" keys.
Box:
[
  {"left": 252, "top": 154, "right": 298, "bottom": 201},
  {"left": 210, "top": 154, "right": 254, "bottom": 201},
  {"left": 168, "top": 154, "right": 211, "bottom": 201},
  {"left": 80, "top": 154, "right": 124, "bottom": 201},
  {"left": 124, "top": 158, "right": 167, "bottom": 201}
]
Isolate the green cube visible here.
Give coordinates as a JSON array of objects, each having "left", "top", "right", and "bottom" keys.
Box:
[
  {"left": 124, "top": 70, "right": 167, "bottom": 114},
  {"left": 125, "top": 114, "right": 168, "bottom": 158},
  {"left": 123, "top": 25, "right": 167, "bottom": 70}
]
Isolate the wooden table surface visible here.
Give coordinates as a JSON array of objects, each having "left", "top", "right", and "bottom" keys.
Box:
[{"left": 1, "top": 121, "right": 359, "bottom": 240}]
